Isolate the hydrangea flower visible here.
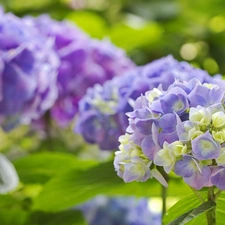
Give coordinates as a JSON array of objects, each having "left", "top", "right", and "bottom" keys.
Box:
[
  {"left": 0, "top": 9, "right": 59, "bottom": 130},
  {"left": 0, "top": 154, "right": 19, "bottom": 193},
  {"left": 76, "top": 55, "right": 223, "bottom": 150},
  {"left": 78, "top": 195, "right": 161, "bottom": 225},
  {"left": 25, "top": 15, "right": 135, "bottom": 126},
  {"left": 114, "top": 78, "right": 225, "bottom": 190}
]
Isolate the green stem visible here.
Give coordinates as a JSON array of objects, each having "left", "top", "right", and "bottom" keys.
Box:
[
  {"left": 206, "top": 186, "right": 216, "bottom": 225},
  {"left": 190, "top": 187, "right": 205, "bottom": 203},
  {"left": 161, "top": 184, "right": 167, "bottom": 220},
  {"left": 156, "top": 166, "right": 169, "bottom": 224},
  {"left": 215, "top": 189, "right": 223, "bottom": 200}
]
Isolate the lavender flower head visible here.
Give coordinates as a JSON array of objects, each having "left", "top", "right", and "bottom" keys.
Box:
[
  {"left": 0, "top": 9, "right": 59, "bottom": 130},
  {"left": 78, "top": 195, "right": 161, "bottom": 225},
  {"left": 25, "top": 15, "right": 135, "bottom": 126},
  {"left": 76, "top": 55, "right": 223, "bottom": 150},
  {"left": 114, "top": 77, "right": 225, "bottom": 190}
]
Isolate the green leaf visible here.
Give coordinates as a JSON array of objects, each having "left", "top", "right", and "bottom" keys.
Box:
[
  {"left": 0, "top": 209, "right": 28, "bottom": 225},
  {"left": 0, "top": 195, "right": 20, "bottom": 208},
  {"left": 216, "top": 192, "right": 225, "bottom": 224},
  {"left": 33, "top": 161, "right": 191, "bottom": 212},
  {"left": 164, "top": 191, "right": 225, "bottom": 225},
  {"left": 66, "top": 11, "right": 107, "bottom": 38},
  {"left": 25, "top": 210, "right": 87, "bottom": 225},
  {"left": 109, "top": 22, "right": 163, "bottom": 51},
  {"left": 13, "top": 152, "right": 97, "bottom": 184},
  {"left": 167, "top": 201, "right": 216, "bottom": 225},
  {"left": 164, "top": 192, "right": 207, "bottom": 225}
]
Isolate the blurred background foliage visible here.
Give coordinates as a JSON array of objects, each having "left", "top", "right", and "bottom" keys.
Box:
[
  {"left": 2, "top": 0, "right": 225, "bottom": 74},
  {"left": 1, "top": 0, "right": 225, "bottom": 224}
]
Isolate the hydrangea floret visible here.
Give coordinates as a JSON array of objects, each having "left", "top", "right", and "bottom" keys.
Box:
[
  {"left": 76, "top": 55, "right": 223, "bottom": 150},
  {"left": 0, "top": 9, "right": 59, "bottom": 130},
  {"left": 114, "top": 78, "right": 225, "bottom": 190}
]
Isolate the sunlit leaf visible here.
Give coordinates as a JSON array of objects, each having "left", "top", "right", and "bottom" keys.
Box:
[
  {"left": 167, "top": 201, "right": 216, "bottom": 225},
  {"left": 32, "top": 161, "right": 191, "bottom": 212},
  {"left": 164, "top": 191, "right": 225, "bottom": 225},
  {"left": 109, "top": 22, "right": 163, "bottom": 51},
  {"left": 13, "top": 152, "right": 97, "bottom": 184},
  {"left": 66, "top": 11, "right": 108, "bottom": 38}
]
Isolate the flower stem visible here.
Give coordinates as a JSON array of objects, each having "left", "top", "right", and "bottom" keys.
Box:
[
  {"left": 206, "top": 186, "right": 216, "bottom": 225},
  {"left": 161, "top": 184, "right": 167, "bottom": 219},
  {"left": 215, "top": 189, "right": 223, "bottom": 200},
  {"left": 190, "top": 187, "right": 205, "bottom": 203}
]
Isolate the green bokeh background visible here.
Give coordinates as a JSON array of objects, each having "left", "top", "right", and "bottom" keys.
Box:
[{"left": 1, "top": 0, "right": 225, "bottom": 224}]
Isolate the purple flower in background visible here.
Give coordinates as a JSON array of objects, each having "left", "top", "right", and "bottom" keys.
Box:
[
  {"left": 78, "top": 195, "right": 161, "bottom": 225},
  {"left": 76, "top": 55, "right": 223, "bottom": 150},
  {"left": 0, "top": 10, "right": 59, "bottom": 130},
  {"left": 25, "top": 15, "right": 135, "bottom": 126}
]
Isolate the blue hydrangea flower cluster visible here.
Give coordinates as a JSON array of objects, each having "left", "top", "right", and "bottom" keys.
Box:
[
  {"left": 0, "top": 9, "right": 59, "bottom": 130},
  {"left": 76, "top": 55, "right": 223, "bottom": 150},
  {"left": 114, "top": 78, "right": 225, "bottom": 190},
  {"left": 25, "top": 15, "right": 135, "bottom": 126},
  {"left": 79, "top": 195, "right": 161, "bottom": 225}
]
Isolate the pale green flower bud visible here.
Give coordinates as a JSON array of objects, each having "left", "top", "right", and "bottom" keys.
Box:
[
  {"left": 146, "top": 88, "right": 162, "bottom": 103},
  {"left": 212, "top": 111, "right": 225, "bottom": 128},
  {"left": 118, "top": 133, "right": 130, "bottom": 145},
  {"left": 191, "top": 130, "right": 204, "bottom": 140},
  {"left": 212, "top": 129, "right": 225, "bottom": 143},
  {"left": 203, "top": 83, "right": 217, "bottom": 89},
  {"left": 170, "top": 141, "right": 187, "bottom": 156},
  {"left": 189, "top": 106, "right": 211, "bottom": 126},
  {"left": 216, "top": 148, "right": 225, "bottom": 166}
]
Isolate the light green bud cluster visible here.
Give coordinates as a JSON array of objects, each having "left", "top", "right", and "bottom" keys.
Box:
[
  {"left": 146, "top": 88, "right": 162, "bottom": 103},
  {"left": 91, "top": 85, "right": 118, "bottom": 114},
  {"left": 154, "top": 141, "right": 187, "bottom": 173}
]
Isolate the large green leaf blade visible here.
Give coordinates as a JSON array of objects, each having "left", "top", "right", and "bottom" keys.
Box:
[
  {"left": 164, "top": 193, "right": 207, "bottom": 224},
  {"left": 13, "top": 152, "right": 97, "bottom": 184},
  {"left": 32, "top": 161, "right": 191, "bottom": 212},
  {"left": 216, "top": 193, "right": 225, "bottom": 224},
  {"left": 167, "top": 201, "right": 216, "bottom": 225},
  {"left": 164, "top": 191, "right": 225, "bottom": 225}
]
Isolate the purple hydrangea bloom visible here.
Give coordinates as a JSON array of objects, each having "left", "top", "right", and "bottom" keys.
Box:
[
  {"left": 174, "top": 155, "right": 212, "bottom": 190},
  {"left": 76, "top": 55, "right": 223, "bottom": 150},
  {"left": 0, "top": 10, "right": 59, "bottom": 130},
  {"left": 78, "top": 195, "right": 161, "bottom": 225},
  {"left": 25, "top": 15, "right": 135, "bottom": 126},
  {"left": 114, "top": 75, "right": 225, "bottom": 190},
  {"left": 191, "top": 131, "right": 220, "bottom": 160},
  {"left": 211, "top": 167, "right": 225, "bottom": 190}
]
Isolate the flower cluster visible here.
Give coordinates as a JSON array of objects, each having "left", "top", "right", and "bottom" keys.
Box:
[
  {"left": 25, "top": 15, "right": 135, "bottom": 126},
  {"left": 76, "top": 55, "right": 223, "bottom": 150},
  {"left": 0, "top": 9, "right": 59, "bottom": 130},
  {"left": 78, "top": 195, "right": 161, "bottom": 225},
  {"left": 114, "top": 78, "right": 225, "bottom": 190}
]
